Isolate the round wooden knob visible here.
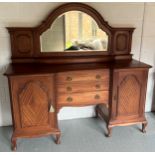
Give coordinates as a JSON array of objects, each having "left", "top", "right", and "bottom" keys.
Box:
[
  {"left": 66, "top": 86, "right": 72, "bottom": 91},
  {"left": 96, "top": 75, "right": 101, "bottom": 80},
  {"left": 94, "top": 94, "right": 100, "bottom": 99},
  {"left": 66, "top": 97, "right": 73, "bottom": 102},
  {"left": 95, "top": 84, "right": 101, "bottom": 89},
  {"left": 66, "top": 76, "right": 72, "bottom": 81}
]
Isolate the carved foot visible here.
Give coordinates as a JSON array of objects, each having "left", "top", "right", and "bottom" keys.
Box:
[
  {"left": 107, "top": 126, "right": 112, "bottom": 137},
  {"left": 11, "top": 137, "right": 17, "bottom": 151},
  {"left": 142, "top": 122, "right": 147, "bottom": 133},
  {"left": 55, "top": 134, "right": 61, "bottom": 144}
]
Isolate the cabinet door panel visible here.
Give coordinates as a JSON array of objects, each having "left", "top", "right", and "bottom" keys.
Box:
[
  {"left": 112, "top": 69, "right": 148, "bottom": 121},
  {"left": 19, "top": 81, "right": 49, "bottom": 127},
  {"left": 117, "top": 74, "right": 141, "bottom": 118},
  {"left": 10, "top": 75, "right": 55, "bottom": 130}
]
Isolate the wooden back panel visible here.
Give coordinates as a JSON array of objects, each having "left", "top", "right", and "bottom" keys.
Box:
[{"left": 7, "top": 3, "right": 134, "bottom": 64}]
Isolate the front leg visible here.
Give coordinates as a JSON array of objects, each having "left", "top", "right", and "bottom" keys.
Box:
[
  {"left": 55, "top": 133, "right": 61, "bottom": 144},
  {"left": 11, "top": 136, "right": 17, "bottom": 151},
  {"left": 107, "top": 125, "right": 112, "bottom": 137},
  {"left": 142, "top": 122, "right": 147, "bottom": 133}
]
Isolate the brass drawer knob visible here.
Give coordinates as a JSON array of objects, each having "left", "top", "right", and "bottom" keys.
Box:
[
  {"left": 96, "top": 75, "right": 101, "bottom": 80},
  {"left": 95, "top": 84, "right": 101, "bottom": 89},
  {"left": 66, "top": 97, "right": 73, "bottom": 102},
  {"left": 66, "top": 76, "right": 72, "bottom": 81},
  {"left": 66, "top": 86, "right": 72, "bottom": 92},
  {"left": 94, "top": 94, "right": 100, "bottom": 99}
]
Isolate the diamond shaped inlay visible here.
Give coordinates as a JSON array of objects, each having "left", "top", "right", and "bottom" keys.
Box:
[{"left": 19, "top": 82, "right": 49, "bottom": 128}]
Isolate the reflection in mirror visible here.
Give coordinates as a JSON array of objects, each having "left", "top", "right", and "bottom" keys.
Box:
[{"left": 40, "top": 11, "right": 108, "bottom": 52}]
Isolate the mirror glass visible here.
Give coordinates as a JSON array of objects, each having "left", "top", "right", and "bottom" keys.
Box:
[{"left": 40, "top": 11, "right": 109, "bottom": 52}]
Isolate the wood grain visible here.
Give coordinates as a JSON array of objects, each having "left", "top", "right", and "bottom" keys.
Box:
[
  {"left": 56, "top": 69, "right": 109, "bottom": 83},
  {"left": 57, "top": 81, "right": 109, "bottom": 94},
  {"left": 7, "top": 2, "right": 134, "bottom": 64},
  {"left": 57, "top": 91, "right": 109, "bottom": 106},
  {"left": 4, "top": 2, "right": 152, "bottom": 150}
]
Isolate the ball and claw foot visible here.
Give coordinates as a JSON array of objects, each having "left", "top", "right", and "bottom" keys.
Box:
[
  {"left": 142, "top": 122, "right": 147, "bottom": 133},
  {"left": 55, "top": 134, "right": 61, "bottom": 144},
  {"left": 11, "top": 137, "right": 17, "bottom": 151},
  {"left": 107, "top": 126, "right": 112, "bottom": 137}
]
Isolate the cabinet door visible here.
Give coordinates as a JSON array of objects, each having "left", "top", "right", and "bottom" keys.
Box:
[
  {"left": 10, "top": 75, "right": 57, "bottom": 133},
  {"left": 111, "top": 69, "right": 148, "bottom": 121}
]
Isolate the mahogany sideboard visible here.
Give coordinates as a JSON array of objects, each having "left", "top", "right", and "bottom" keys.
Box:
[{"left": 4, "top": 3, "right": 151, "bottom": 150}]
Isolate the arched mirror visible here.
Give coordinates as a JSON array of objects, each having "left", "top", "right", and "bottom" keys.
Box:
[{"left": 40, "top": 11, "right": 109, "bottom": 52}]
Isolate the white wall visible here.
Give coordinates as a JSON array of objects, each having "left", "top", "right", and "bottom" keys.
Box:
[{"left": 0, "top": 2, "right": 155, "bottom": 126}]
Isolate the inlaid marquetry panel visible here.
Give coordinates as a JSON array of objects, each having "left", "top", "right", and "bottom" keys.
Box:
[
  {"left": 10, "top": 75, "right": 56, "bottom": 130},
  {"left": 19, "top": 81, "right": 49, "bottom": 128},
  {"left": 111, "top": 69, "right": 147, "bottom": 122},
  {"left": 10, "top": 30, "right": 34, "bottom": 57},
  {"left": 113, "top": 30, "right": 133, "bottom": 54},
  {"left": 116, "top": 75, "right": 141, "bottom": 118},
  {"left": 116, "top": 34, "right": 127, "bottom": 51}
]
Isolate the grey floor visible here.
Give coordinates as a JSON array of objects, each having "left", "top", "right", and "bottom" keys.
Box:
[{"left": 1, "top": 113, "right": 155, "bottom": 152}]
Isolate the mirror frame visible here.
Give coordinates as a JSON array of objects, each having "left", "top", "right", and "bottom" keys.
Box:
[
  {"left": 34, "top": 3, "right": 112, "bottom": 57},
  {"left": 40, "top": 10, "right": 110, "bottom": 53}
]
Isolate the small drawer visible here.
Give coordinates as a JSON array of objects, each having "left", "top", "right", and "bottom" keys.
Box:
[
  {"left": 57, "top": 81, "right": 109, "bottom": 94},
  {"left": 57, "top": 91, "right": 109, "bottom": 106},
  {"left": 56, "top": 69, "right": 109, "bottom": 83}
]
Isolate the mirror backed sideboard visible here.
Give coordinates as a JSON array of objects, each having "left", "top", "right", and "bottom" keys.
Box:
[{"left": 4, "top": 3, "right": 151, "bottom": 151}]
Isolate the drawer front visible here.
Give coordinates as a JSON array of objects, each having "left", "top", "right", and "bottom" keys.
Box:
[
  {"left": 57, "top": 81, "right": 109, "bottom": 94},
  {"left": 56, "top": 69, "right": 109, "bottom": 83},
  {"left": 57, "top": 91, "right": 109, "bottom": 106}
]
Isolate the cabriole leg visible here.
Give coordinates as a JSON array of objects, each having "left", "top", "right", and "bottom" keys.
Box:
[
  {"left": 55, "top": 133, "right": 61, "bottom": 144},
  {"left": 11, "top": 137, "right": 17, "bottom": 151},
  {"left": 107, "top": 125, "right": 112, "bottom": 137},
  {"left": 142, "top": 122, "right": 147, "bottom": 133}
]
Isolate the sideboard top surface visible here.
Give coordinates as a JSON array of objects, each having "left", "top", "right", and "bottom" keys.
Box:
[{"left": 5, "top": 60, "right": 151, "bottom": 76}]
